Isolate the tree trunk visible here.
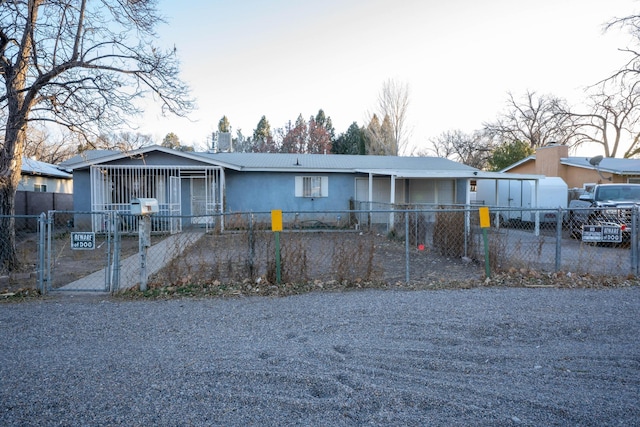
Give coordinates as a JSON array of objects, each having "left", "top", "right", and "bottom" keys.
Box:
[
  {"left": 0, "top": 123, "right": 26, "bottom": 271},
  {"left": 0, "top": 0, "right": 40, "bottom": 271},
  {"left": 0, "top": 186, "right": 18, "bottom": 272}
]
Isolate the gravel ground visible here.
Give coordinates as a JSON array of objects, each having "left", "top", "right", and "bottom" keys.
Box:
[{"left": 1, "top": 287, "right": 639, "bottom": 426}]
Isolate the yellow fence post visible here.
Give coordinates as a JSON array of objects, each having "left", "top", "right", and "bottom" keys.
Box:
[
  {"left": 271, "top": 210, "right": 283, "bottom": 284},
  {"left": 479, "top": 206, "right": 491, "bottom": 279}
]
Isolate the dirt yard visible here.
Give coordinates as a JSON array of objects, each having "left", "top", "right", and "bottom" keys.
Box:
[
  {"left": 1, "top": 231, "right": 485, "bottom": 294},
  {"left": 1, "top": 232, "right": 141, "bottom": 293}
]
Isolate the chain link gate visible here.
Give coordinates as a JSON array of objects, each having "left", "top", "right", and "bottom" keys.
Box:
[{"left": 44, "top": 211, "right": 118, "bottom": 292}]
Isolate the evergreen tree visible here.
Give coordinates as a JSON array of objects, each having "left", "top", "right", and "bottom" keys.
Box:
[
  {"left": 315, "top": 109, "right": 336, "bottom": 141},
  {"left": 218, "top": 116, "right": 230, "bottom": 132},
  {"left": 487, "top": 140, "right": 535, "bottom": 171},
  {"left": 380, "top": 114, "right": 396, "bottom": 155},
  {"left": 333, "top": 122, "right": 366, "bottom": 155},
  {"left": 161, "top": 132, "right": 194, "bottom": 152},
  {"left": 252, "top": 116, "right": 276, "bottom": 152},
  {"left": 161, "top": 132, "right": 181, "bottom": 150},
  {"left": 365, "top": 114, "right": 385, "bottom": 155},
  {"left": 253, "top": 116, "right": 271, "bottom": 141}
]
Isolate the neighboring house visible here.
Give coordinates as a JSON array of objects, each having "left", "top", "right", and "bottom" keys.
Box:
[
  {"left": 19, "top": 157, "right": 73, "bottom": 193},
  {"left": 501, "top": 145, "right": 640, "bottom": 190},
  {"left": 16, "top": 157, "right": 73, "bottom": 218},
  {"left": 60, "top": 145, "right": 541, "bottom": 232}
]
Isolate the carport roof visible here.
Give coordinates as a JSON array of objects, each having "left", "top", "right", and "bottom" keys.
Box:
[{"left": 358, "top": 169, "right": 543, "bottom": 180}]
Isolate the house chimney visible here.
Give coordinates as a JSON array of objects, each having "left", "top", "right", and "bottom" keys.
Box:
[{"left": 535, "top": 144, "right": 568, "bottom": 176}]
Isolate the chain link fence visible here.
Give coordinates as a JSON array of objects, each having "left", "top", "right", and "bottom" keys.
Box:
[
  {"left": 131, "top": 206, "right": 640, "bottom": 292},
  {"left": 1, "top": 206, "right": 638, "bottom": 294},
  {"left": 0, "top": 214, "right": 45, "bottom": 293}
]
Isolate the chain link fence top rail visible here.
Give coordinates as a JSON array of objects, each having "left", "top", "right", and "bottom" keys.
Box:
[{"left": 1, "top": 206, "right": 638, "bottom": 294}]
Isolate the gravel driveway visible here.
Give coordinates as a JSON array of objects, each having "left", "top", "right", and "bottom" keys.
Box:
[{"left": 1, "top": 288, "right": 639, "bottom": 426}]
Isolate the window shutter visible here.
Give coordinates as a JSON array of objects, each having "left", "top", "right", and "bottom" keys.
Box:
[
  {"left": 321, "top": 176, "right": 329, "bottom": 197},
  {"left": 295, "top": 176, "right": 303, "bottom": 197}
]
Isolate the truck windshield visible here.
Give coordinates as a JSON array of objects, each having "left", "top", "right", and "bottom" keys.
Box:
[{"left": 595, "top": 185, "right": 640, "bottom": 202}]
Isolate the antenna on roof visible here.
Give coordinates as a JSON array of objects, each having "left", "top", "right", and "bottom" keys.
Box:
[
  {"left": 588, "top": 155, "right": 612, "bottom": 181},
  {"left": 295, "top": 158, "right": 300, "bottom": 166},
  {"left": 588, "top": 155, "right": 603, "bottom": 166}
]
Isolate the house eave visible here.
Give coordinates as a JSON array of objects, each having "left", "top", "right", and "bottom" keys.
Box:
[
  {"left": 64, "top": 145, "right": 244, "bottom": 171},
  {"left": 356, "top": 169, "right": 544, "bottom": 180},
  {"left": 499, "top": 155, "right": 536, "bottom": 172}
]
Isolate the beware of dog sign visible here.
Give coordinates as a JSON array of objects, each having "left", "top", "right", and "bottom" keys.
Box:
[{"left": 71, "top": 232, "right": 95, "bottom": 250}]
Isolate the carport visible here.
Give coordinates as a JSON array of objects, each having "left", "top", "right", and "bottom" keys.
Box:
[{"left": 355, "top": 169, "right": 545, "bottom": 234}]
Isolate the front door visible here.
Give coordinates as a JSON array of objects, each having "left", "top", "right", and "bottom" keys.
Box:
[
  {"left": 191, "top": 178, "right": 208, "bottom": 224},
  {"left": 169, "top": 176, "right": 181, "bottom": 233}
]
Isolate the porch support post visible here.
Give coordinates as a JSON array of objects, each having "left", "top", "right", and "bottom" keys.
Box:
[
  {"left": 390, "top": 174, "right": 396, "bottom": 230},
  {"left": 533, "top": 179, "right": 540, "bottom": 236},
  {"left": 220, "top": 168, "right": 225, "bottom": 232},
  {"left": 368, "top": 172, "right": 373, "bottom": 211},
  {"left": 464, "top": 178, "right": 471, "bottom": 257},
  {"left": 368, "top": 172, "right": 373, "bottom": 229}
]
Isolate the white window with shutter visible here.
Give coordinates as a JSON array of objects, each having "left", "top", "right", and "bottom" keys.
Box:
[{"left": 295, "top": 176, "right": 328, "bottom": 197}]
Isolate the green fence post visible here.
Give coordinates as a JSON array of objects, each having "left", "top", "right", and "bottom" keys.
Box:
[{"left": 275, "top": 231, "right": 281, "bottom": 284}]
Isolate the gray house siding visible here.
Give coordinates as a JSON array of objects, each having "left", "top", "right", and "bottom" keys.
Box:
[
  {"left": 224, "top": 171, "right": 357, "bottom": 213},
  {"left": 72, "top": 169, "right": 92, "bottom": 212}
]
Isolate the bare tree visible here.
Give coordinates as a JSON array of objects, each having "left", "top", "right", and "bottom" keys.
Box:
[
  {"left": 586, "top": 12, "right": 640, "bottom": 158},
  {"left": 484, "top": 91, "right": 573, "bottom": 149},
  {"left": 424, "top": 130, "right": 494, "bottom": 169},
  {"left": 369, "top": 78, "right": 411, "bottom": 155},
  {"left": 562, "top": 80, "right": 640, "bottom": 158},
  {"left": 0, "top": 0, "right": 193, "bottom": 270},
  {"left": 90, "top": 132, "right": 154, "bottom": 153},
  {"left": 21, "top": 126, "right": 77, "bottom": 164},
  {"left": 605, "top": 13, "right": 640, "bottom": 83}
]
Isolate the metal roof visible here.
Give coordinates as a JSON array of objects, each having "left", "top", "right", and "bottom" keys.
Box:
[
  {"left": 560, "top": 157, "right": 640, "bottom": 174},
  {"left": 198, "top": 152, "right": 478, "bottom": 172},
  {"left": 56, "top": 146, "right": 545, "bottom": 180},
  {"left": 22, "top": 157, "right": 72, "bottom": 179},
  {"left": 61, "top": 145, "right": 481, "bottom": 173},
  {"left": 59, "top": 149, "right": 121, "bottom": 168}
]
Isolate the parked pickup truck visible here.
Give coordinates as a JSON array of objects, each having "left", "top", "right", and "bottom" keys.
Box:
[{"left": 568, "top": 183, "right": 640, "bottom": 243}]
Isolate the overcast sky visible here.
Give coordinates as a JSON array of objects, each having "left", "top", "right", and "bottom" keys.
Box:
[{"left": 138, "top": 0, "right": 639, "bottom": 156}]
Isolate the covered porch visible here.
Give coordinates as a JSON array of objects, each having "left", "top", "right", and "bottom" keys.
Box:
[{"left": 89, "top": 165, "right": 225, "bottom": 233}]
